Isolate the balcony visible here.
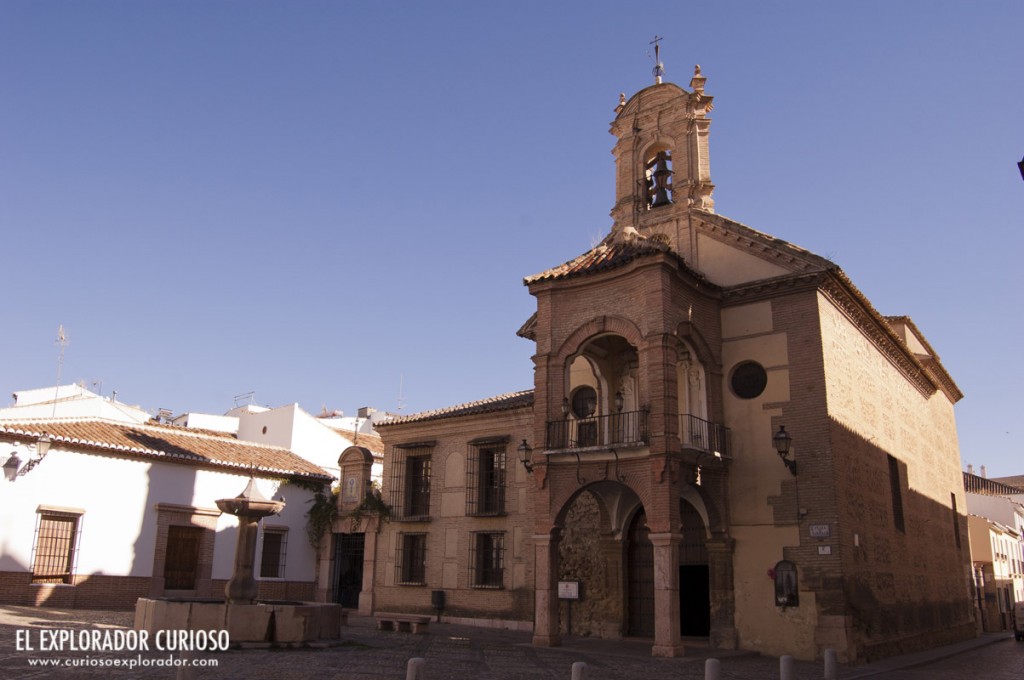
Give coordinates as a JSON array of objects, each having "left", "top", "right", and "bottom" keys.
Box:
[
  {"left": 545, "top": 410, "right": 649, "bottom": 450},
  {"left": 680, "top": 414, "right": 729, "bottom": 458}
]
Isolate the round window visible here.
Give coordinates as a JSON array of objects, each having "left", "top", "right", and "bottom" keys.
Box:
[
  {"left": 570, "top": 386, "right": 597, "bottom": 418},
  {"left": 731, "top": 361, "right": 768, "bottom": 399}
]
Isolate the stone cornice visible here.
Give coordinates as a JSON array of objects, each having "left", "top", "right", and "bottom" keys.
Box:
[{"left": 725, "top": 270, "right": 945, "bottom": 401}]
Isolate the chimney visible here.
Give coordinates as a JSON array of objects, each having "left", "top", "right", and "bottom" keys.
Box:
[
  {"left": 981, "top": 465, "right": 987, "bottom": 479},
  {"left": 967, "top": 464, "right": 974, "bottom": 475}
]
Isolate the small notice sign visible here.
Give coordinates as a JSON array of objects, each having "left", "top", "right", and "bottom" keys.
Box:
[
  {"left": 809, "top": 524, "right": 831, "bottom": 539},
  {"left": 557, "top": 581, "right": 580, "bottom": 600}
]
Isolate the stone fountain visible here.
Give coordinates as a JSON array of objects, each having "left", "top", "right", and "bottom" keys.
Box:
[{"left": 135, "top": 476, "right": 345, "bottom": 646}]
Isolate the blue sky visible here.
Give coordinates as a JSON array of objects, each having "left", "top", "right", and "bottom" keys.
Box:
[{"left": 2, "top": 1, "right": 1021, "bottom": 475}]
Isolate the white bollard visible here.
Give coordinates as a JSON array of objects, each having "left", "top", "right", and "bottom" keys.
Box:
[
  {"left": 571, "top": 661, "right": 588, "bottom": 680},
  {"left": 780, "top": 654, "right": 794, "bottom": 680},
  {"left": 824, "top": 647, "right": 837, "bottom": 680},
  {"left": 406, "top": 657, "right": 426, "bottom": 680},
  {"left": 704, "top": 657, "right": 721, "bottom": 680}
]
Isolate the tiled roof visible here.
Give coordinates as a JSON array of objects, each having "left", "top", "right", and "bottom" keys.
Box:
[
  {"left": 377, "top": 390, "right": 535, "bottom": 427},
  {"left": 524, "top": 230, "right": 712, "bottom": 286},
  {"left": 336, "top": 429, "right": 385, "bottom": 456},
  {"left": 0, "top": 419, "right": 333, "bottom": 481}
]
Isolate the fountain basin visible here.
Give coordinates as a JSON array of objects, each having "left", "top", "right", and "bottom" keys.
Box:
[{"left": 134, "top": 598, "right": 347, "bottom": 645}]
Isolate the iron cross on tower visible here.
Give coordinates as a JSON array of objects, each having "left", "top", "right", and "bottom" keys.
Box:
[{"left": 650, "top": 35, "right": 665, "bottom": 83}]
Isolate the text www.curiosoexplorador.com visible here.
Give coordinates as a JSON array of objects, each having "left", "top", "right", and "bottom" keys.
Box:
[{"left": 25, "top": 654, "right": 219, "bottom": 670}]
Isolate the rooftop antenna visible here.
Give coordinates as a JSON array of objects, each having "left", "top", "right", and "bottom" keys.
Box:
[
  {"left": 650, "top": 35, "right": 665, "bottom": 84},
  {"left": 397, "top": 373, "right": 407, "bottom": 412},
  {"left": 52, "top": 325, "right": 69, "bottom": 417}
]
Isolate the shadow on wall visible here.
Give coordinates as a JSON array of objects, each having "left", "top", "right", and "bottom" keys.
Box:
[{"left": 826, "top": 416, "right": 976, "bottom": 661}]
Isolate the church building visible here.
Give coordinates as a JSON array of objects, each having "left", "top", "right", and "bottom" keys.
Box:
[{"left": 333, "top": 63, "right": 975, "bottom": 663}]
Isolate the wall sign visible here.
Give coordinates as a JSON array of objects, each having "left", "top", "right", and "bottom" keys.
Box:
[
  {"left": 557, "top": 580, "right": 580, "bottom": 600},
  {"left": 808, "top": 524, "right": 831, "bottom": 539}
]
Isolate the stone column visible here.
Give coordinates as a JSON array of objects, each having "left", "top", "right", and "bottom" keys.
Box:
[
  {"left": 532, "top": 528, "right": 562, "bottom": 647},
  {"left": 649, "top": 532, "right": 684, "bottom": 657},
  {"left": 225, "top": 517, "right": 260, "bottom": 604},
  {"left": 706, "top": 535, "right": 737, "bottom": 649}
]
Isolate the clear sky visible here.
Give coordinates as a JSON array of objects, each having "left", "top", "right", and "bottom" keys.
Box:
[{"left": 2, "top": 2, "right": 1021, "bottom": 475}]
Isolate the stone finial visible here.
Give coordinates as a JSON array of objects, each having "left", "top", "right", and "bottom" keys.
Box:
[
  {"left": 690, "top": 64, "right": 706, "bottom": 94},
  {"left": 615, "top": 92, "right": 626, "bottom": 114}
]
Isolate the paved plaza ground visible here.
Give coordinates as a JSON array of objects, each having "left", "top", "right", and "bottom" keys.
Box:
[{"left": 0, "top": 605, "right": 1018, "bottom": 680}]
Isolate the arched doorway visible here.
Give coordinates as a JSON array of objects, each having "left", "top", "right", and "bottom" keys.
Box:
[
  {"left": 626, "top": 510, "right": 654, "bottom": 637},
  {"left": 679, "top": 500, "right": 710, "bottom": 636}
]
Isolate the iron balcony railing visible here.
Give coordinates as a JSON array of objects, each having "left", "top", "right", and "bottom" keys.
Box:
[
  {"left": 545, "top": 410, "right": 649, "bottom": 450},
  {"left": 680, "top": 414, "right": 729, "bottom": 458}
]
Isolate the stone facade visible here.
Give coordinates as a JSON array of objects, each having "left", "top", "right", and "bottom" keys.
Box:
[{"left": 347, "top": 68, "right": 974, "bottom": 662}]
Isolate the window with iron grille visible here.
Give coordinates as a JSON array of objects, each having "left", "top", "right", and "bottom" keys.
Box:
[
  {"left": 950, "top": 493, "right": 961, "bottom": 549},
  {"left": 260, "top": 526, "right": 288, "bottom": 578},
  {"left": 888, "top": 455, "right": 905, "bottom": 533},
  {"left": 396, "top": 533, "right": 427, "bottom": 585},
  {"left": 31, "top": 508, "right": 83, "bottom": 584},
  {"left": 470, "top": 532, "right": 504, "bottom": 588},
  {"left": 466, "top": 438, "right": 507, "bottom": 516},
  {"left": 389, "top": 443, "right": 433, "bottom": 520}
]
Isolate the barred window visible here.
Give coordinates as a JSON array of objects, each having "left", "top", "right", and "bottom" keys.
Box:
[
  {"left": 260, "top": 526, "right": 288, "bottom": 578},
  {"left": 396, "top": 533, "right": 427, "bottom": 585},
  {"left": 888, "top": 455, "right": 905, "bottom": 533},
  {"left": 466, "top": 438, "right": 507, "bottom": 516},
  {"left": 31, "top": 508, "right": 83, "bottom": 584},
  {"left": 389, "top": 443, "right": 433, "bottom": 520},
  {"left": 470, "top": 532, "right": 504, "bottom": 589},
  {"left": 950, "top": 493, "right": 961, "bottom": 549}
]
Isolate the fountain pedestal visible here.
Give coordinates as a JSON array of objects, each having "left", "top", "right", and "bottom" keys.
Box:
[{"left": 135, "top": 476, "right": 346, "bottom": 646}]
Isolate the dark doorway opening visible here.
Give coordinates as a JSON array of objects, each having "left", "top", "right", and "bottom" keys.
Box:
[
  {"left": 679, "top": 500, "right": 710, "bottom": 636},
  {"left": 626, "top": 510, "right": 654, "bottom": 637},
  {"left": 332, "top": 533, "right": 365, "bottom": 608}
]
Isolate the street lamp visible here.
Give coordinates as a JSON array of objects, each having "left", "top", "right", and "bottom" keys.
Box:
[
  {"left": 517, "top": 439, "right": 534, "bottom": 473},
  {"left": 773, "top": 425, "right": 796, "bottom": 476}
]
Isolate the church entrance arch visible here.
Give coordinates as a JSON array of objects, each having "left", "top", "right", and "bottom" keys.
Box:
[{"left": 626, "top": 509, "right": 654, "bottom": 637}]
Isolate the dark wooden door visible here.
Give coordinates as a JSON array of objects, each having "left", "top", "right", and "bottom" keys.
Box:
[
  {"left": 164, "top": 525, "right": 203, "bottom": 590},
  {"left": 626, "top": 511, "right": 654, "bottom": 637},
  {"left": 333, "top": 533, "right": 365, "bottom": 608}
]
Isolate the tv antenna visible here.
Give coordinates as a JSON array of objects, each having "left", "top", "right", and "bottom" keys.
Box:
[{"left": 52, "top": 325, "right": 69, "bottom": 417}]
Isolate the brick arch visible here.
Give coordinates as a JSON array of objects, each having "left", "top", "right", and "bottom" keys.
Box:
[
  {"left": 550, "top": 476, "right": 652, "bottom": 534},
  {"left": 553, "top": 315, "right": 645, "bottom": 368},
  {"left": 674, "top": 321, "right": 720, "bottom": 370},
  {"left": 679, "top": 482, "right": 725, "bottom": 536}
]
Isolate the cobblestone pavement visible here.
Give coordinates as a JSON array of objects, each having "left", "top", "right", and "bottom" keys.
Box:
[{"left": 0, "top": 605, "right": 1016, "bottom": 680}]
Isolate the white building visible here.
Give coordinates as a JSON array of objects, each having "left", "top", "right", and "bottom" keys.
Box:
[
  {"left": 0, "top": 418, "right": 333, "bottom": 609},
  {"left": 964, "top": 471, "right": 1024, "bottom": 631}
]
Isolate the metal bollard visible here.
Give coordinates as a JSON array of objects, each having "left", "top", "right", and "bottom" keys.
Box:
[
  {"left": 406, "top": 657, "right": 426, "bottom": 680},
  {"left": 780, "top": 654, "right": 794, "bottom": 680},
  {"left": 571, "top": 661, "right": 588, "bottom": 680},
  {"left": 824, "top": 647, "right": 837, "bottom": 680},
  {"left": 704, "top": 657, "right": 721, "bottom": 680}
]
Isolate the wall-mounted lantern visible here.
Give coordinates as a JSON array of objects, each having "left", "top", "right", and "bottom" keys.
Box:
[
  {"left": 517, "top": 439, "right": 534, "bottom": 473},
  {"left": 773, "top": 425, "right": 796, "bottom": 476},
  {"left": 4, "top": 434, "right": 53, "bottom": 480},
  {"left": 614, "top": 391, "right": 624, "bottom": 413}
]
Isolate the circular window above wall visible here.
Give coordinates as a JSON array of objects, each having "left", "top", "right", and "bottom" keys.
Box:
[
  {"left": 570, "top": 386, "right": 598, "bottom": 418},
  {"left": 731, "top": 361, "right": 768, "bottom": 399}
]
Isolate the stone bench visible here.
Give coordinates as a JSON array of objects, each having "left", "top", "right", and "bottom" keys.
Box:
[{"left": 375, "top": 612, "right": 431, "bottom": 634}]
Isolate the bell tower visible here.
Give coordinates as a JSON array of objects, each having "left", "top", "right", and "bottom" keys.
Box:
[{"left": 609, "top": 60, "right": 715, "bottom": 252}]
